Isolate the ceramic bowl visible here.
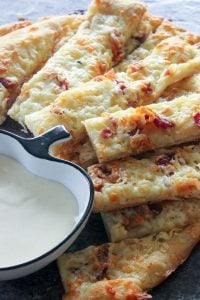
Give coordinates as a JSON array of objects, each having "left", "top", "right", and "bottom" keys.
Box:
[{"left": 0, "top": 126, "right": 94, "bottom": 280}]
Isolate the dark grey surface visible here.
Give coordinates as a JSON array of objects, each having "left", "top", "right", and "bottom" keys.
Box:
[{"left": 0, "top": 1, "right": 199, "bottom": 299}]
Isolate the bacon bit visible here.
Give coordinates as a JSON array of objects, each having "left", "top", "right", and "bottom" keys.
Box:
[
  {"left": 153, "top": 116, "right": 175, "bottom": 129},
  {"left": 95, "top": 244, "right": 109, "bottom": 280},
  {"left": 164, "top": 69, "right": 172, "bottom": 76},
  {"left": 127, "top": 99, "right": 138, "bottom": 108},
  {"left": 94, "top": 181, "right": 103, "bottom": 192},
  {"left": 194, "top": 112, "right": 200, "bottom": 128},
  {"left": 145, "top": 114, "right": 150, "bottom": 120},
  {"left": 96, "top": 267, "right": 108, "bottom": 280},
  {"left": 130, "top": 65, "right": 141, "bottom": 73},
  {"left": 133, "top": 213, "right": 144, "bottom": 225},
  {"left": 155, "top": 154, "right": 173, "bottom": 166},
  {"left": 115, "top": 79, "right": 126, "bottom": 94},
  {"left": 128, "top": 129, "right": 137, "bottom": 136},
  {"left": 0, "top": 78, "right": 16, "bottom": 89},
  {"left": 59, "top": 78, "right": 69, "bottom": 90},
  {"left": 110, "top": 31, "right": 124, "bottom": 63},
  {"left": 148, "top": 203, "right": 163, "bottom": 216},
  {"left": 141, "top": 83, "right": 153, "bottom": 95},
  {"left": 106, "top": 285, "right": 116, "bottom": 296},
  {"left": 100, "top": 128, "right": 113, "bottom": 139},
  {"left": 108, "top": 117, "right": 118, "bottom": 131},
  {"left": 135, "top": 34, "right": 146, "bottom": 44},
  {"left": 99, "top": 165, "right": 112, "bottom": 176}
]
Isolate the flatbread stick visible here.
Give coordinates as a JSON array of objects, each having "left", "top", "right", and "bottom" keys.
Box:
[
  {"left": 50, "top": 138, "right": 97, "bottom": 169},
  {"left": 116, "top": 20, "right": 200, "bottom": 72},
  {"left": 0, "top": 14, "right": 83, "bottom": 124},
  {"left": 84, "top": 93, "right": 200, "bottom": 162},
  {"left": 25, "top": 37, "right": 200, "bottom": 139},
  {"left": 102, "top": 199, "right": 200, "bottom": 241},
  {"left": 50, "top": 73, "right": 200, "bottom": 167},
  {"left": 0, "top": 20, "right": 32, "bottom": 36},
  {"left": 88, "top": 144, "right": 200, "bottom": 212},
  {"left": 9, "top": 0, "right": 146, "bottom": 125},
  {"left": 58, "top": 223, "right": 200, "bottom": 300}
]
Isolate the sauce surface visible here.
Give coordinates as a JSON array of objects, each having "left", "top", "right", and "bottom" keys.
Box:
[{"left": 0, "top": 154, "right": 78, "bottom": 267}]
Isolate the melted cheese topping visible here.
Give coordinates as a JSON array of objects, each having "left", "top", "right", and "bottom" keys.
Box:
[
  {"left": 58, "top": 223, "right": 200, "bottom": 300},
  {"left": 116, "top": 20, "right": 200, "bottom": 72},
  {"left": 102, "top": 200, "right": 200, "bottom": 242},
  {"left": 50, "top": 138, "right": 97, "bottom": 169},
  {"left": 88, "top": 144, "right": 200, "bottom": 212},
  {"left": 0, "top": 15, "right": 84, "bottom": 124},
  {"left": 25, "top": 37, "right": 200, "bottom": 139},
  {"left": 50, "top": 73, "right": 200, "bottom": 168},
  {"left": 9, "top": 0, "right": 146, "bottom": 125},
  {"left": 84, "top": 93, "right": 200, "bottom": 162}
]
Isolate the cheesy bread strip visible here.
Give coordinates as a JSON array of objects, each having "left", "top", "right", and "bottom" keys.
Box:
[
  {"left": 58, "top": 223, "right": 200, "bottom": 300},
  {"left": 25, "top": 37, "right": 200, "bottom": 139},
  {"left": 50, "top": 138, "right": 97, "bottom": 169},
  {"left": 88, "top": 143, "right": 200, "bottom": 212},
  {"left": 50, "top": 73, "right": 200, "bottom": 167},
  {"left": 0, "top": 15, "right": 83, "bottom": 124},
  {"left": 102, "top": 200, "right": 200, "bottom": 242},
  {"left": 116, "top": 20, "right": 200, "bottom": 72},
  {"left": 117, "top": 13, "right": 163, "bottom": 59},
  {"left": 84, "top": 93, "right": 200, "bottom": 162},
  {"left": 9, "top": 0, "right": 146, "bottom": 125},
  {"left": 0, "top": 20, "right": 32, "bottom": 36},
  {"left": 157, "top": 73, "right": 200, "bottom": 102}
]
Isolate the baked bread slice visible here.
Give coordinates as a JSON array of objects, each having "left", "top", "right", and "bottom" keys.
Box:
[
  {"left": 0, "top": 20, "right": 32, "bottom": 36},
  {"left": 50, "top": 73, "right": 200, "bottom": 167},
  {"left": 117, "top": 13, "right": 163, "bottom": 60},
  {"left": 9, "top": 0, "right": 146, "bottom": 125},
  {"left": 25, "top": 37, "right": 200, "bottom": 139},
  {"left": 50, "top": 138, "right": 97, "bottom": 169},
  {"left": 58, "top": 223, "right": 200, "bottom": 300},
  {"left": 157, "top": 73, "right": 200, "bottom": 102},
  {"left": 84, "top": 93, "right": 200, "bottom": 162},
  {"left": 88, "top": 144, "right": 200, "bottom": 212},
  {"left": 102, "top": 199, "right": 200, "bottom": 242},
  {"left": 116, "top": 20, "right": 200, "bottom": 72},
  {"left": 0, "top": 14, "right": 84, "bottom": 124}
]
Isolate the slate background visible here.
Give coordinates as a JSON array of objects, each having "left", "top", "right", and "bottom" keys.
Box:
[{"left": 0, "top": 0, "right": 200, "bottom": 299}]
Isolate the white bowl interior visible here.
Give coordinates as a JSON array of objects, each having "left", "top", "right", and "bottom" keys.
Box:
[{"left": 0, "top": 133, "right": 93, "bottom": 278}]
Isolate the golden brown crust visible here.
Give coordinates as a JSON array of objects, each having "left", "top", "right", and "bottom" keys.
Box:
[
  {"left": 88, "top": 144, "right": 200, "bottom": 212},
  {"left": 25, "top": 37, "right": 200, "bottom": 139},
  {"left": 0, "top": 15, "right": 83, "bottom": 124},
  {"left": 157, "top": 73, "right": 200, "bottom": 102},
  {"left": 115, "top": 19, "right": 200, "bottom": 72},
  {"left": 0, "top": 20, "right": 32, "bottom": 36},
  {"left": 102, "top": 199, "right": 200, "bottom": 241},
  {"left": 84, "top": 93, "right": 200, "bottom": 162},
  {"left": 50, "top": 138, "right": 97, "bottom": 168},
  {"left": 59, "top": 223, "right": 200, "bottom": 300},
  {"left": 9, "top": 0, "right": 146, "bottom": 126}
]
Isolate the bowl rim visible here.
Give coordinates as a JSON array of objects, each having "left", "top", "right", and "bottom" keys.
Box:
[{"left": 0, "top": 130, "right": 94, "bottom": 271}]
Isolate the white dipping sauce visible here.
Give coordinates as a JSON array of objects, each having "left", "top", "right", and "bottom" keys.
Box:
[{"left": 0, "top": 154, "right": 78, "bottom": 267}]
